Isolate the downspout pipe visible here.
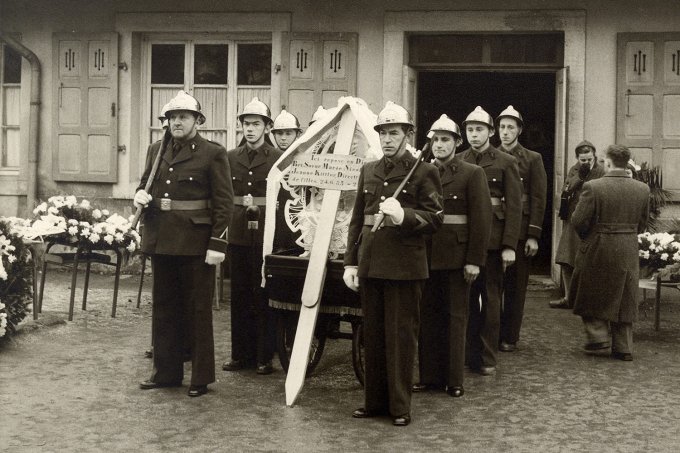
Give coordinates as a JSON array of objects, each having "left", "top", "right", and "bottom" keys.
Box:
[{"left": 0, "top": 33, "right": 41, "bottom": 216}]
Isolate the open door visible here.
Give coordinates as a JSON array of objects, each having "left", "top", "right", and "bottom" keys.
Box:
[
  {"left": 402, "top": 65, "right": 417, "bottom": 124},
  {"left": 551, "top": 67, "right": 569, "bottom": 283}
]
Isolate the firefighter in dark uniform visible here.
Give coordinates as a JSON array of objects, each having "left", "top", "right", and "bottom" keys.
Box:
[
  {"left": 344, "top": 102, "right": 443, "bottom": 427},
  {"left": 136, "top": 91, "right": 233, "bottom": 397},
  {"left": 414, "top": 114, "right": 492, "bottom": 397},
  {"left": 456, "top": 106, "right": 522, "bottom": 375},
  {"left": 222, "top": 97, "right": 283, "bottom": 375},
  {"left": 272, "top": 110, "right": 302, "bottom": 152},
  {"left": 497, "top": 106, "right": 547, "bottom": 352}
]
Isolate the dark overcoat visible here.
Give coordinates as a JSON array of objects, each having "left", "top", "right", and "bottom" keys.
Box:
[
  {"left": 430, "top": 159, "right": 491, "bottom": 270},
  {"left": 456, "top": 145, "right": 522, "bottom": 251},
  {"left": 569, "top": 170, "right": 649, "bottom": 323},
  {"left": 226, "top": 142, "right": 282, "bottom": 246},
  {"left": 138, "top": 133, "right": 233, "bottom": 255},
  {"left": 555, "top": 161, "right": 606, "bottom": 267},
  {"left": 501, "top": 143, "right": 547, "bottom": 240},
  {"left": 344, "top": 153, "right": 444, "bottom": 279}
]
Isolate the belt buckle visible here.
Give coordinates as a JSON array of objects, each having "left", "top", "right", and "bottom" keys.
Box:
[
  {"left": 243, "top": 194, "right": 253, "bottom": 207},
  {"left": 160, "top": 198, "right": 172, "bottom": 211}
]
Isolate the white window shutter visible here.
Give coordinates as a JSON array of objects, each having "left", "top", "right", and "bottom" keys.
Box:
[{"left": 52, "top": 32, "right": 119, "bottom": 182}]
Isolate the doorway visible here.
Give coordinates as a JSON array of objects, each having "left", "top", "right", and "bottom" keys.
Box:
[{"left": 416, "top": 71, "right": 556, "bottom": 274}]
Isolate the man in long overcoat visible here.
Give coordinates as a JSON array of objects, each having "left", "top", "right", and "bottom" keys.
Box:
[
  {"left": 568, "top": 144, "right": 649, "bottom": 360},
  {"left": 343, "top": 102, "right": 443, "bottom": 426},
  {"left": 551, "top": 140, "right": 605, "bottom": 308}
]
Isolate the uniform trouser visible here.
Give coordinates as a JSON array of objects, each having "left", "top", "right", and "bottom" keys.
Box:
[
  {"left": 228, "top": 244, "right": 274, "bottom": 365},
  {"left": 582, "top": 316, "right": 633, "bottom": 354},
  {"left": 501, "top": 240, "right": 531, "bottom": 344},
  {"left": 467, "top": 250, "right": 503, "bottom": 368},
  {"left": 150, "top": 254, "right": 215, "bottom": 386},
  {"left": 361, "top": 278, "right": 423, "bottom": 417},
  {"left": 419, "top": 269, "right": 469, "bottom": 388}
]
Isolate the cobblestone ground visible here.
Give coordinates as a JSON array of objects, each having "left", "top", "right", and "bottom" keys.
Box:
[{"left": 1, "top": 271, "right": 680, "bottom": 452}]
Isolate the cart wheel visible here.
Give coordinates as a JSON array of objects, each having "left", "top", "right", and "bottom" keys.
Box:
[
  {"left": 351, "top": 320, "right": 365, "bottom": 386},
  {"left": 276, "top": 311, "right": 326, "bottom": 377}
]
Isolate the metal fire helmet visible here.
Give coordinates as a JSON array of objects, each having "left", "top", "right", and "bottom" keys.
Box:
[
  {"left": 308, "top": 106, "right": 328, "bottom": 126},
  {"left": 238, "top": 97, "right": 272, "bottom": 124},
  {"left": 272, "top": 110, "right": 302, "bottom": 132},
  {"left": 428, "top": 114, "right": 462, "bottom": 139},
  {"left": 462, "top": 106, "right": 494, "bottom": 129},
  {"left": 164, "top": 90, "right": 206, "bottom": 125},
  {"left": 496, "top": 105, "right": 524, "bottom": 128},
  {"left": 374, "top": 101, "right": 415, "bottom": 132}
]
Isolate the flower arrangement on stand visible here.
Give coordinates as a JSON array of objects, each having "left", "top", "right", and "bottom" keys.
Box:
[
  {"left": 0, "top": 218, "right": 33, "bottom": 342},
  {"left": 29, "top": 196, "right": 141, "bottom": 254},
  {"left": 638, "top": 231, "right": 680, "bottom": 279}
]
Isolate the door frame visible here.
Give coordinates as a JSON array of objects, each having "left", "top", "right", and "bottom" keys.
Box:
[{"left": 385, "top": 9, "right": 585, "bottom": 283}]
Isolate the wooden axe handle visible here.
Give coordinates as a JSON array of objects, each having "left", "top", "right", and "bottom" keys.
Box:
[{"left": 130, "top": 129, "right": 172, "bottom": 229}]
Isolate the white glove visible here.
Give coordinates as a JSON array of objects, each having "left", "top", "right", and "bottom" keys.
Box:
[
  {"left": 205, "top": 250, "right": 225, "bottom": 266},
  {"left": 343, "top": 266, "right": 360, "bottom": 292},
  {"left": 378, "top": 197, "right": 404, "bottom": 225},
  {"left": 134, "top": 190, "right": 152, "bottom": 209},
  {"left": 501, "top": 248, "right": 516, "bottom": 271},
  {"left": 524, "top": 238, "right": 539, "bottom": 257},
  {"left": 463, "top": 264, "right": 480, "bottom": 284}
]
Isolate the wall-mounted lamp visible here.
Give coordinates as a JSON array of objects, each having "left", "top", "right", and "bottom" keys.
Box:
[
  {"left": 274, "top": 63, "right": 281, "bottom": 74},
  {"left": 118, "top": 62, "right": 128, "bottom": 71}
]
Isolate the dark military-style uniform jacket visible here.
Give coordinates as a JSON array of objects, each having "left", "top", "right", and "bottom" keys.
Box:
[
  {"left": 456, "top": 145, "right": 522, "bottom": 251},
  {"left": 430, "top": 158, "right": 492, "bottom": 270},
  {"left": 344, "top": 153, "right": 444, "bottom": 280},
  {"left": 226, "top": 142, "right": 282, "bottom": 246},
  {"left": 500, "top": 143, "right": 547, "bottom": 241},
  {"left": 570, "top": 170, "right": 650, "bottom": 323},
  {"left": 138, "top": 133, "right": 233, "bottom": 256}
]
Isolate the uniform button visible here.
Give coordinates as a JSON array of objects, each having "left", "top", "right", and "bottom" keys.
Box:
[
  {"left": 364, "top": 190, "right": 368, "bottom": 193},
  {"left": 189, "top": 177, "right": 193, "bottom": 181},
  {"left": 169, "top": 167, "right": 173, "bottom": 172},
  {"left": 232, "top": 176, "right": 236, "bottom": 180},
  {"left": 247, "top": 182, "right": 252, "bottom": 186},
  {"left": 249, "top": 171, "right": 253, "bottom": 175},
  {"left": 164, "top": 193, "right": 169, "bottom": 197},
  {"left": 520, "top": 177, "right": 524, "bottom": 181},
  {"left": 492, "top": 178, "right": 497, "bottom": 182},
  {"left": 380, "top": 196, "right": 385, "bottom": 200},
  {"left": 453, "top": 196, "right": 458, "bottom": 199},
  {"left": 383, "top": 182, "right": 388, "bottom": 186},
  {"left": 166, "top": 180, "right": 171, "bottom": 184}
]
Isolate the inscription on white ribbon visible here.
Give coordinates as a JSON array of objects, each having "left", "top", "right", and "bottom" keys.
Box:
[{"left": 288, "top": 154, "right": 364, "bottom": 190}]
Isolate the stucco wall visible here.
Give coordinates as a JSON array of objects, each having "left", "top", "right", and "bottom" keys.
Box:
[{"left": 2, "top": 0, "right": 680, "bottom": 211}]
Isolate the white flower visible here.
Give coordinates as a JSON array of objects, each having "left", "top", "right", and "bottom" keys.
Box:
[
  {"left": 68, "top": 219, "right": 79, "bottom": 226},
  {"left": 33, "top": 202, "right": 48, "bottom": 215},
  {"left": 126, "top": 242, "right": 136, "bottom": 252},
  {"left": 92, "top": 209, "right": 102, "bottom": 220},
  {"left": 88, "top": 233, "right": 100, "bottom": 243},
  {"left": 79, "top": 221, "right": 91, "bottom": 228},
  {"left": 7, "top": 254, "right": 16, "bottom": 263},
  {"left": 114, "top": 233, "right": 124, "bottom": 242},
  {"left": 47, "top": 206, "right": 59, "bottom": 215},
  {"left": 81, "top": 228, "right": 90, "bottom": 237},
  {"left": 661, "top": 253, "right": 669, "bottom": 261},
  {"left": 640, "top": 251, "right": 650, "bottom": 259},
  {"left": 104, "top": 234, "right": 114, "bottom": 245},
  {"left": 80, "top": 199, "right": 91, "bottom": 209},
  {"left": 92, "top": 224, "right": 103, "bottom": 234},
  {"left": 102, "top": 209, "right": 110, "bottom": 216},
  {"left": 68, "top": 226, "right": 78, "bottom": 236}
]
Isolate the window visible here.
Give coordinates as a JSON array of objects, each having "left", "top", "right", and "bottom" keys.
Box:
[
  {"left": 1, "top": 44, "right": 21, "bottom": 173},
  {"left": 617, "top": 33, "right": 680, "bottom": 196},
  {"left": 145, "top": 38, "right": 271, "bottom": 150}
]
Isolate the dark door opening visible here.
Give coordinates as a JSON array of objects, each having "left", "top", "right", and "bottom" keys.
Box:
[{"left": 416, "top": 71, "right": 556, "bottom": 274}]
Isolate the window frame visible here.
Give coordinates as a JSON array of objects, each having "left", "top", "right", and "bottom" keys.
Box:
[
  {"left": 139, "top": 33, "right": 271, "bottom": 171},
  {"left": 0, "top": 43, "right": 22, "bottom": 176}
]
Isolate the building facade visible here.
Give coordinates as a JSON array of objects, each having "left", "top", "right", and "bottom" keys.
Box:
[{"left": 2, "top": 0, "right": 679, "bottom": 279}]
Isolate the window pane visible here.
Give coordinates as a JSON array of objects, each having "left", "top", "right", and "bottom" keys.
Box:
[
  {"left": 409, "top": 35, "right": 483, "bottom": 65},
  {"left": 238, "top": 44, "right": 272, "bottom": 85},
  {"left": 151, "top": 44, "right": 184, "bottom": 84},
  {"left": 3, "top": 46, "right": 22, "bottom": 83},
  {"left": 194, "top": 45, "right": 228, "bottom": 85}
]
